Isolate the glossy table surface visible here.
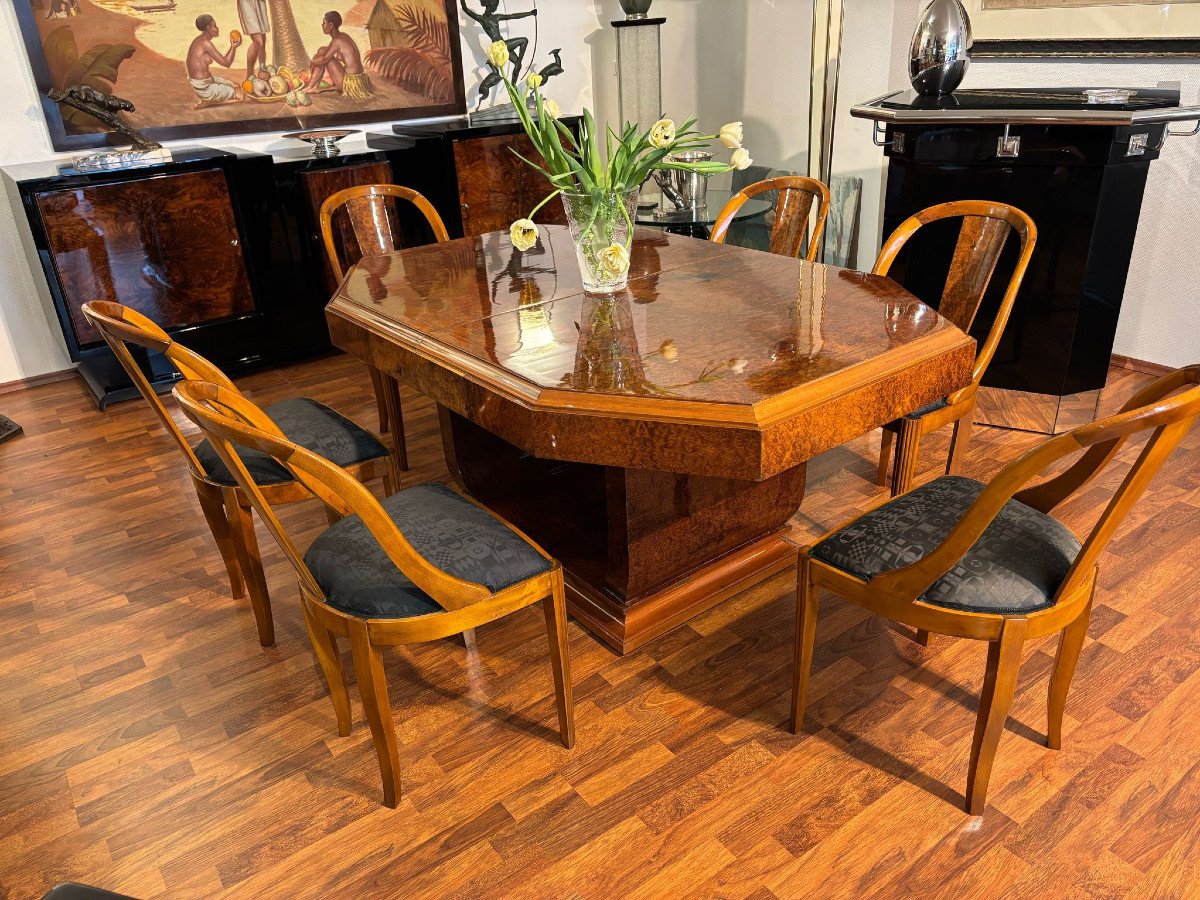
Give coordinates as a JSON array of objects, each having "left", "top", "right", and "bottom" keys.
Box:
[{"left": 328, "top": 225, "right": 975, "bottom": 471}]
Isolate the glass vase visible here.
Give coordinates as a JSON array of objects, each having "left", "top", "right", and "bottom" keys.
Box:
[{"left": 560, "top": 188, "right": 640, "bottom": 294}]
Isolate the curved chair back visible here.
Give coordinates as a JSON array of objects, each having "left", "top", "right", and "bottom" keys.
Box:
[
  {"left": 869, "top": 365, "right": 1200, "bottom": 611},
  {"left": 710, "top": 175, "right": 831, "bottom": 261},
  {"left": 874, "top": 201, "right": 1037, "bottom": 401},
  {"left": 319, "top": 184, "right": 451, "bottom": 282},
  {"left": 172, "top": 380, "right": 507, "bottom": 629},
  {"left": 82, "top": 300, "right": 238, "bottom": 480}
]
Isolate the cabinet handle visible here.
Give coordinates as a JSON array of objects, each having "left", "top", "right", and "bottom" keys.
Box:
[
  {"left": 230, "top": 238, "right": 239, "bottom": 247},
  {"left": 461, "top": 202, "right": 469, "bottom": 210}
]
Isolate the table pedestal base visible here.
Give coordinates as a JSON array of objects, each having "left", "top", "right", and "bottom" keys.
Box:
[{"left": 440, "top": 408, "right": 805, "bottom": 653}]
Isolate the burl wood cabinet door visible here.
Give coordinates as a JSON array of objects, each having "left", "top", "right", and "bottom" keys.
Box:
[
  {"left": 453, "top": 133, "right": 569, "bottom": 237},
  {"left": 35, "top": 168, "right": 252, "bottom": 347},
  {"left": 298, "top": 161, "right": 393, "bottom": 294}
]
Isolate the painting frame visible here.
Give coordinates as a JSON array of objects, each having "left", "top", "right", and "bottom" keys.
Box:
[
  {"left": 965, "top": 0, "right": 1200, "bottom": 58},
  {"left": 14, "top": 0, "right": 467, "bottom": 152}
]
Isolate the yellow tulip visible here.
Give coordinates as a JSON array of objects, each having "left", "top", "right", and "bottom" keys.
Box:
[
  {"left": 487, "top": 40, "right": 509, "bottom": 69},
  {"left": 649, "top": 118, "right": 676, "bottom": 149},
  {"left": 510, "top": 218, "right": 539, "bottom": 251},
  {"left": 527, "top": 72, "right": 543, "bottom": 91},
  {"left": 719, "top": 121, "right": 744, "bottom": 149},
  {"left": 731, "top": 148, "right": 753, "bottom": 170},
  {"left": 544, "top": 98, "right": 561, "bottom": 120},
  {"left": 599, "top": 244, "right": 630, "bottom": 278}
]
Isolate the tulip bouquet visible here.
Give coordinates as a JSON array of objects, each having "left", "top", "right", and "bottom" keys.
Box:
[{"left": 485, "top": 40, "right": 751, "bottom": 293}]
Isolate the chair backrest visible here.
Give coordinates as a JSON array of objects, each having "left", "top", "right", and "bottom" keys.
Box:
[
  {"left": 870, "top": 365, "right": 1200, "bottom": 606},
  {"left": 873, "top": 200, "right": 1037, "bottom": 398},
  {"left": 710, "top": 175, "right": 831, "bottom": 262},
  {"left": 171, "top": 380, "right": 493, "bottom": 613},
  {"left": 319, "top": 184, "right": 451, "bottom": 283},
  {"left": 81, "top": 300, "right": 239, "bottom": 480}
]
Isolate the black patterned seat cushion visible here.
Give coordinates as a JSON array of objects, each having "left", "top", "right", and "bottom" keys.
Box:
[
  {"left": 303, "top": 482, "right": 554, "bottom": 619},
  {"left": 194, "top": 397, "right": 388, "bottom": 486},
  {"left": 906, "top": 397, "right": 948, "bottom": 419},
  {"left": 811, "top": 476, "right": 1082, "bottom": 614}
]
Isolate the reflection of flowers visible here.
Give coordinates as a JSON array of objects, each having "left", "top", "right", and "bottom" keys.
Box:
[{"left": 658, "top": 339, "right": 678, "bottom": 361}]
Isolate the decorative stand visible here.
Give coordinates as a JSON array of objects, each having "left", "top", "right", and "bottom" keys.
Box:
[
  {"left": 614, "top": 17, "right": 665, "bottom": 134},
  {"left": 853, "top": 87, "right": 1200, "bottom": 433}
]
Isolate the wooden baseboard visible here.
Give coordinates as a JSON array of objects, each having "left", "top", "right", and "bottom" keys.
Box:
[
  {"left": 0, "top": 367, "right": 77, "bottom": 396},
  {"left": 1111, "top": 354, "right": 1174, "bottom": 378}
]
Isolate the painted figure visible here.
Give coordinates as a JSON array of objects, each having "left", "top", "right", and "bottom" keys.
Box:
[
  {"left": 237, "top": 0, "right": 270, "bottom": 78},
  {"left": 186, "top": 15, "right": 242, "bottom": 107},
  {"left": 306, "top": 11, "right": 373, "bottom": 100},
  {"left": 460, "top": 0, "right": 536, "bottom": 106},
  {"left": 45, "top": 0, "right": 80, "bottom": 18}
]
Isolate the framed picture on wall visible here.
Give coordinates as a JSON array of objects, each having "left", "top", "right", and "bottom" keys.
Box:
[
  {"left": 15, "top": 0, "right": 466, "bottom": 151},
  {"left": 965, "top": 0, "right": 1200, "bottom": 57}
]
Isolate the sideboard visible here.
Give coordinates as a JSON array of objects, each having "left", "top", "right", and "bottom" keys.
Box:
[{"left": 4, "top": 117, "right": 567, "bottom": 408}]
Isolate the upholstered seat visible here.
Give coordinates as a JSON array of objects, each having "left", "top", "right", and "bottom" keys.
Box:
[
  {"left": 195, "top": 398, "right": 388, "bottom": 486},
  {"left": 811, "top": 475, "right": 1081, "bottom": 614},
  {"left": 905, "top": 397, "right": 948, "bottom": 419},
  {"left": 304, "top": 482, "right": 555, "bottom": 619}
]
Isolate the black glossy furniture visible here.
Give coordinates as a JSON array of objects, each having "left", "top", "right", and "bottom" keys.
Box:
[
  {"left": 635, "top": 188, "right": 772, "bottom": 240},
  {"left": 853, "top": 87, "right": 1198, "bottom": 433}
]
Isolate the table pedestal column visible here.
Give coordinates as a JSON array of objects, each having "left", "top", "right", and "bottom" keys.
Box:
[{"left": 440, "top": 408, "right": 803, "bottom": 653}]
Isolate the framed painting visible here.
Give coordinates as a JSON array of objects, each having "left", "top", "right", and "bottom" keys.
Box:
[
  {"left": 15, "top": 0, "right": 466, "bottom": 151},
  {"left": 966, "top": 0, "right": 1200, "bottom": 57}
]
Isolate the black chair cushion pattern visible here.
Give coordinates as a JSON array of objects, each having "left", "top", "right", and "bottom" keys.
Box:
[
  {"left": 906, "top": 397, "right": 948, "bottom": 419},
  {"left": 811, "top": 476, "right": 1081, "bottom": 614},
  {"left": 304, "top": 482, "right": 553, "bottom": 619},
  {"left": 194, "top": 398, "right": 388, "bottom": 486}
]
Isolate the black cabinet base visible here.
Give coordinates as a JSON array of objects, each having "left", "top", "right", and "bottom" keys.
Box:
[
  {"left": 975, "top": 386, "right": 1102, "bottom": 435},
  {"left": 77, "top": 354, "right": 180, "bottom": 411}
]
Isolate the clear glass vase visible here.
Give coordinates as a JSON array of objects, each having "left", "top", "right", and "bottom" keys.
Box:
[{"left": 560, "top": 188, "right": 640, "bottom": 294}]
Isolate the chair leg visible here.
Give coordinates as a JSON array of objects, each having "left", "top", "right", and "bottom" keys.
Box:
[
  {"left": 946, "top": 405, "right": 976, "bottom": 476},
  {"left": 376, "top": 369, "right": 409, "bottom": 472},
  {"left": 460, "top": 628, "right": 477, "bottom": 651},
  {"left": 323, "top": 504, "right": 342, "bottom": 527},
  {"left": 877, "top": 427, "right": 895, "bottom": 487},
  {"left": 302, "top": 601, "right": 352, "bottom": 737},
  {"left": 542, "top": 570, "right": 575, "bottom": 749},
  {"left": 224, "top": 489, "right": 275, "bottom": 648},
  {"left": 891, "top": 419, "right": 922, "bottom": 497},
  {"left": 791, "top": 556, "right": 819, "bottom": 735},
  {"left": 195, "top": 479, "right": 244, "bottom": 601},
  {"left": 915, "top": 628, "right": 931, "bottom": 646},
  {"left": 348, "top": 620, "right": 401, "bottom": 808},
  {"left": 1048, "top": 595, "right": 1093, "bottom": 750},
  {"left": 966, "top": 617, "right": 1028, "bottom": 814},
  {"left": 382, "top": 450, "right": 402, "bottom": 497}
]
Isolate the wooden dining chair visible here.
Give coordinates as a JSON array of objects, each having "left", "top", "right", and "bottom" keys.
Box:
[
  {"left": 710, "top": 175, "right": 831, "bottom": 261},
  {"left": 792, "top": 364, "right": 1200, "bottom": 814},
  {"left": 172, "top": 380, "right": 575, "bottom": 808},
  {"left": 875, "top": 201, "right": 1037, "bottom": 496},
  {"left": 82, "top": 301, "right": 402, "bottom": 648},
  {"left": 320, "top": 183, "right": 451, "bottom": 471}
]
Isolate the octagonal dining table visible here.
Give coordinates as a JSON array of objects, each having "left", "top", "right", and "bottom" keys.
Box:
[{"left": 325, "top": 225, "right": 975, "bottom": 653}]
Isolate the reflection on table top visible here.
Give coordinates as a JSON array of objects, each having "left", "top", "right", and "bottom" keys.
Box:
[
  {"left": 329, "top": 225, "right": 968, "bottom": 412},
  {"left": 635, "top": 189, "right": 773, "bottom": 227}
]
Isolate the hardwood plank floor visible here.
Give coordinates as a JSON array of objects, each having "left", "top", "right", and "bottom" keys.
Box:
[{"left": 1, "top": 356, "right": 1198, "bottom": 899}]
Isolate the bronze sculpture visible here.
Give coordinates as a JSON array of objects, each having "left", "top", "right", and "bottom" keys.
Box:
[
  {"left": 47, "top": 84, "right": 161, "bottom": 152},
  {"left": 460, "top": 0, "right": 562, "bottom": 110}
]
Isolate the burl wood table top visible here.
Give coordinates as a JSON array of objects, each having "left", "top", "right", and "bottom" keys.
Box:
[{"left": 326, "top": 226, "right": 976, "bottom": 480}]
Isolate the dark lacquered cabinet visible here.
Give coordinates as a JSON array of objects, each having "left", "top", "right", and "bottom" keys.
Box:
[{"left": 854, "top": 87, "right": 1194, "bottom": 432}]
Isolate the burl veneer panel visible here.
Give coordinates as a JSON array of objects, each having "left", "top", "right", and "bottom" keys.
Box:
[
  {"left": 298, "top": 161, "right": 394, "bottom": 294},
  {"left": 35, "top": 168, "right": 252, "bottom": 346},
  {"left": 453, "top": 133, "right": 570, "bottom": 236}
]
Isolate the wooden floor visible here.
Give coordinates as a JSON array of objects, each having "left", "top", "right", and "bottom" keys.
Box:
[{"left": 2, "top": 356, "right": 1199, "bottom": 900}]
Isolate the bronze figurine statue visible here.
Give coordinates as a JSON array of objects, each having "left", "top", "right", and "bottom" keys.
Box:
[
  {"left": 47, "top": 85, "right": 161, "bottom": 151},
  {"left": 461, "top": 0, "right": 551, "bottom": 109}
]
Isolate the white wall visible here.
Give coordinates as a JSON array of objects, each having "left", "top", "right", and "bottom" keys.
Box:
[
  {"left": 0, "top": 0, "right": 599, "bottom": 384},
  {"left": 590, "top": 0, "right": 814, "bottom": 191},
  {"left": 833, "top": 1, "right": 1200, "bottom": 368}
]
